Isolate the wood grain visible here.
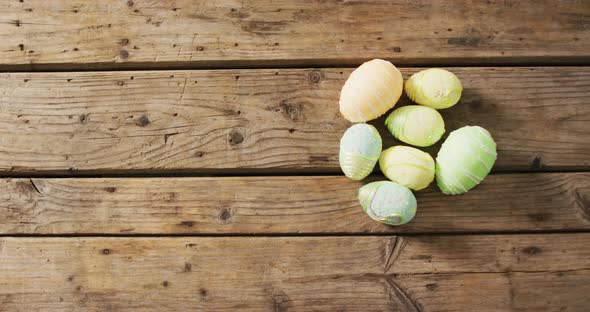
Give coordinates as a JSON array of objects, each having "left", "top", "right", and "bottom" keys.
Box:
[
  {"left": 0, "top": 1, "right": 588, "bottom": 69},
  {"left": 0, "top": 234, "right": 588, "bottom": 311},
  {"left": 0, "top": 67, "right": 588, "bottom": 174},
  {"left": 1, "top": 172, "right": 588, "bottom": 234}
]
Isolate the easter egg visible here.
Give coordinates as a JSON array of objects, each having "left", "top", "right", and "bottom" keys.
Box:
[
  {"left": 339, "top": 124, "right": 382, "bottom": 180},
  {"left": 405, "top": 68, "right": 463, "bottom": 109},
  {"left": 339, "top": 59, "right": 404, "bottom": 122},
  {"left": 358, "top": 181, "right": 417, "bottom": 225},
  {"left": 379, "top": 146, "right": 435, "bottom": 191},
  {"left": 384, "top": 105, "right": 445, "bottom": 147},
  {"left": 436, "top": 126, "right": 497, "bottom": 195}
]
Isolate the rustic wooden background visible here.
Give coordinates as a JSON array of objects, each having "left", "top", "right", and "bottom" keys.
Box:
[{"left": 0, "top": 1, "right": 589, "bottom": 311}]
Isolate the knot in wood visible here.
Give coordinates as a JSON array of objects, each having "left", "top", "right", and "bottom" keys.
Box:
[
  {"left": 308, "top": 71, "right": 321, "bottom": 83},
  {"left": 119, "top": 50, "right": 130, "bottom": 59},
  {"left": 218, "top": 208, "right": 232, "bottom": 223},
  {"left": 135, "top": 115, "right": 150, "bottom": 127},
  {"left": 229, "top": 131, "right": 244, "bottom": 145}
]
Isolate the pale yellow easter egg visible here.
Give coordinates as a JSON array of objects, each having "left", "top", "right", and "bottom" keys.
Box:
[
  {"left": 379, "top": 146, "right": 435, "bottom": 191},
  {"left": 339, "top": 59, "right": 404, "bottom": 122},
  {"left": 405, "top": 68, "right": 463, "bottom": 109},
  {"left": 385, "top": 105, "right": 445, "bottom": 147}
]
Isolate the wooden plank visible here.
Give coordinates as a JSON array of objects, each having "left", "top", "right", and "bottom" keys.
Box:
[
  {"left": 0, "top": 67, "right": 588, "bottom": 174},
  {"left": 1, "top": 172, "right": 588, "bottom": 234},
  {"left": 0, "top": 1, "right": 588, "bottom": 69},
  {"left": 0, "top": 234, "right": 588, "bottom": 311}
]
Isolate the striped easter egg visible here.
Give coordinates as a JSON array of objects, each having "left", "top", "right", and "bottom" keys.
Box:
[
  {"left": 339, "top": 59, "right": 404, "bottom": 122},
  {"left": 385, "top": 105, "right": 445, "bottom": 147},
  {"left": 405, "top": 68, "right": 463, "bottom": 109},
  {"left": 358, "top": 181, "right": 417, "bottom": 226},
  {"left": 339, "top": 124, "right": 382, "bottom": 180},
  {"left": 379, "top": 146, "right": 435, "bottom": 191},
  {"left": 436, "top": 126, "right": 497, "bottom": 195}
]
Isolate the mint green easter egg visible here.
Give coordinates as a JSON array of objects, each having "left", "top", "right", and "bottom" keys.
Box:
[
  {"left": 385, "top": 105, "right": 445, "bottom": 147},
  {"left": 339, "top": 124, "right": 382, "bottom": 180},
  {"left": 358, "top": 181, "right": 417, "bottom": 225},
  {"left": 436, "top": 126, "right": 497, "bottom": 195}
]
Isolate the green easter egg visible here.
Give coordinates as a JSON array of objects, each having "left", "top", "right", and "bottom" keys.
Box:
[
  {"left": 379, "top": 146, "right": 435, "bottom": 191},
  {"left": 385, "top": 105, "right": 445, "bottom": 147},
  {"left": 405, "top": 68, "right": 463, "bottom": 109},
  {"left": 359, "top": 181, "right": 417, "bottom": 225},
  {"left": 339, "top": 124, "right": 382, "bottom": 180},
  {"left": 436, "top": 126, "right": 497, "bottom": 195}
]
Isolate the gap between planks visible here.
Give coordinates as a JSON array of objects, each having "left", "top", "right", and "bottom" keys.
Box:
[
  {"left": 0, "top": 169, "right": 588, "bottom": 179},
  {"left": 1, "top": 229, "right": 590, "bottom": 238},
  {"left": 3, "top": 60, "right": 590, "bottom": 73}
]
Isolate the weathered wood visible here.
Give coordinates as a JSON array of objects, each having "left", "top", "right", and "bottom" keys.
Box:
[
  {"left": 0, "top": 67, "right": 588, "bottom": 174},
  {"left": 0, "top": 234, "right": 588, "bottom": 311},
  {"left": 0, "top": 1, "right": 588, "bottom": 69},
  {"left": 1, "top": 173, "right": 588, "bottom": 234}
]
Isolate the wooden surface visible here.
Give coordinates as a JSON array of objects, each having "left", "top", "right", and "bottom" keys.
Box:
[
  {"left": 0, "top": 67, "right": 588, "bottom": 174},
  {"left": 1, "top": 1, "right": 589, "bottom": 311},
  {"left": 0, "top": 172, "right": 588, "bottom": 235},
  {"left": 0, "top": 1, "right": 588, "bottom": 69},
  {"left": 0, "top": 234, "right": 588, "bottom": 311}
]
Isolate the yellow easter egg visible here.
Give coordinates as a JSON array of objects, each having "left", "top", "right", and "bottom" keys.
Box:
[
  {"left": 379, "top": 146, "right": 435, "bottom": 191},
  {"left": 385, "top": 105, "right": 445, "bottom": 147},
  {"left": 405, "top": 68, "right": 463, "bottom": 109}
]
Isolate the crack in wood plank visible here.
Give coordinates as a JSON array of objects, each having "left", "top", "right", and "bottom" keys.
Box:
[
  {"left": 28, "top": 179, "right": 42, "bottom": 195},
  {"left": 384, "top": 275, "right": 423, "bottom": 312},
  {"left": 575, "top": 187, "right": 590, "bottom": 222},
  {"left": 384, "top": 236, "right": 406, "bottom": 273},
  {"left": 178, "top": 74, "right": 189, "bottom": 106}
]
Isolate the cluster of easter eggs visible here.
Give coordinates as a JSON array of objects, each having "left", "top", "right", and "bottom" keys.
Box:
[{"left": 339, "top": 59, "right": 497, "bottom": 226}]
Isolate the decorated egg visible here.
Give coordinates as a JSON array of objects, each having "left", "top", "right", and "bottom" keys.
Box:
[
  {"left": 358, "top": 181, "right": 417, "bottom": 225},
  {"left": 384, "top": 105, "right": 445, "bottom": 147},
  {"left": 339, "top": 59, "right": 404, "bottom": 122},
  {"left": 436, "top": 126, "right": 497, "bottom": 195},
  {"left": 379, "top": 146, "right": 435, "bottom": 191},
  {"left": 339, "top": 124, "right": 382, "bottom": 180},
  {"left": 405, "top": 68, "right": 463, "bottom": 109}
]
